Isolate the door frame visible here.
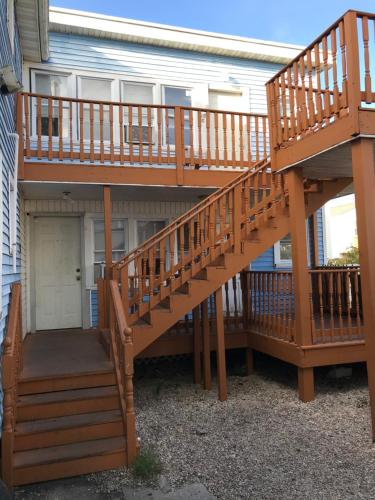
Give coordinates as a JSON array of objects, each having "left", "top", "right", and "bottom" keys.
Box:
[{"left": 29, "top": 213, "right": 87, "bottom": 333}]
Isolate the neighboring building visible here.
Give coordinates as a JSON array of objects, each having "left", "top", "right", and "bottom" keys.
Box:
[{"left": 324, "top": 194, "right": 357, "bottom": 261}]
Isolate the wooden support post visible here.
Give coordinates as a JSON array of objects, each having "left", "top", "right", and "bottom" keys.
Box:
[
  {"left": 298, "top": 367, "right": 315, "bottom": 402},
  {"left": 103, "top": 185, "right": 112, "bottom": 280},
  {"left": 16, "top": 92, "right": 24, "bottom": 180},
  {"left": 193, "top": 305, "right": 202, "bottom": 384},
  {"left": 352, "top": 138, "right": 375, "bottom": 440},
  {"left": 311, "top": 212, "right": 320, "bottom": 268},
  {"left": 103, "top": 185, "right": 112, "bottom": 328},
  {"left": 287, "top": 169, "right": 313, "bottom": 348},
  {"left": 201, "top": 299, "right": 211, "bottom": 390},
  {"left": 245, "top": 348, "right": 254, "bottom": 375},
  {"left": 215, "top": 287, "right": 227, "bottom": 401}
]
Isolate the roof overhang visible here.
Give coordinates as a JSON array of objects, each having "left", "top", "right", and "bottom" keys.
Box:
[
  {"left": 16, "top": 0, "right": 49, "bottom": 62},
  {"left": 49, "top": 7, "right": 303, "bottom": 65}
]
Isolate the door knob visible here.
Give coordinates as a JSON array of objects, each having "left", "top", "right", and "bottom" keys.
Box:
[
  {"left": 76, "top": 276, "right": 81, "bottom": 281},
  {"left": 76, "top": 268, "right": 80, "bottom": 272}
]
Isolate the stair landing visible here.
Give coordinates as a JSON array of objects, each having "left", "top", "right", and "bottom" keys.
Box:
[{"left": 21, "top": 329, "right": 112, "bottom": 379}]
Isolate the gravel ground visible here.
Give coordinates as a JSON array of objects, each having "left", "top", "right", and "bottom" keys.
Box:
[
  {"left": 15, "top": 353, "right": 375, "bottom": 500},
  {"left": 88, "top": 353, "right": 375, "bottom": 500}
]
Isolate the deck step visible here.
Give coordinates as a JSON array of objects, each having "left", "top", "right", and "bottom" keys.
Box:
[
  {"left": 17, "top": 386, "right": 120, "bottom": 421},
  {"left": 13, "top": 437, "right": 127, "bottom": 485},
  {"left": 15, "top": 409, "right": 123, "bottom": 451},
  {"left": 18, "top": 369, "right": 116, "bottom": 395}
]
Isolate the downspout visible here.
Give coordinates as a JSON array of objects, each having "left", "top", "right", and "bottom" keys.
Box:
[{"left": 7, "top": 131, "right": 19, "bottom": 273}]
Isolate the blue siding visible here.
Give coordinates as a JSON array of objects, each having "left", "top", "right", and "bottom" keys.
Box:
[
  {"left": 0, "top": 0, "right": 22, "bottom": 426},
  {"left": 91, "top": 290, "right": 98, "bottom": 327},
  {"left": 43, "top": 32, "right": 284, "bottom": 114}
]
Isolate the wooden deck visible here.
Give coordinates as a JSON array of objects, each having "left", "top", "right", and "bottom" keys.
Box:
[{"left": 21, "top": 330, "right": 113, "bottom": 381}]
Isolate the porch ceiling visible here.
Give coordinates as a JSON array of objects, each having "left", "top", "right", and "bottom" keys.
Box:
[{"left": 19, "top": 182, "right": 215, "bottom": 202}]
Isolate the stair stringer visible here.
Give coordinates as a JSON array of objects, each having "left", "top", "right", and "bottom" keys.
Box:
[{"left": 132, "top": 177, "right": 352, "bottom": 356}]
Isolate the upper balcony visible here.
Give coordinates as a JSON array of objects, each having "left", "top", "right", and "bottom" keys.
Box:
[
  {"left": 266, "top": 10, "right": 375, "bottom": 177},
  {"left": 17, "top": 93, "right": 269, "bottom": 188}
]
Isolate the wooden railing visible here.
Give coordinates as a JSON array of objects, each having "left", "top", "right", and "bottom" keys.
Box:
[
  {"left": 108, "top": 279, "right": 137, "bottom": 464},
  {"left": 310, "top": 267, "right": 363, "bottom": 343},
  {"left": 241, "top": 270, "right": 295, "bottom": 341},
  {"left": 241, "top": 267, "right": 363, "bottom": 345},
  {"left": 112, "top": 159, "right": 284, "bottom": 324},
  {"left": 19, "top": 92, "right": 269, "bottom": 175},
  {"left": 2, "top": 283, "right": 23, "bottom": 488},
  {"left": 266, "top": 10, "right": 375, "bottom": 151}
]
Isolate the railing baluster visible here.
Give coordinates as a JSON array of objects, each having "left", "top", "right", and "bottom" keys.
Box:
[{"left": 362, "top": 16, "right": 372, "bottom": 103}]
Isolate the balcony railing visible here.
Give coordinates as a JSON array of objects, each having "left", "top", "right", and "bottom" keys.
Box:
[
  {"left": 241, "top": 267, "right": 363, "bottom": 345},
  {"left": 18, "top": 93, "right": 269, "bottom": 181},
  {"left": 266, "top": 10, "right": 375, "bottom": 153}
]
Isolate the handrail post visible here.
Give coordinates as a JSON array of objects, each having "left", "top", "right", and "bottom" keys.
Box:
[
  {"left": 266, "top": 82, "right": 277, "bottom": 170},
  {"left": 343, "top": 11, "right": 361, "bottom": 134},
  {"left": 174, "top": 106, "right": 184, "bottom": 186}
]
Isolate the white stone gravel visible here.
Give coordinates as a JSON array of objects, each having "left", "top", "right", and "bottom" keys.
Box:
[{"left": 92, "top": 357, "right": 375, "bottom": 500}]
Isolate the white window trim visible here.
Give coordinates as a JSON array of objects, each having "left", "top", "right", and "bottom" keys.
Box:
[{"left": 7, "top": 0, "right": 14, "bottom": 54}]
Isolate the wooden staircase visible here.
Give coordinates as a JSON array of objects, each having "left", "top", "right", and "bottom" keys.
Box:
[
  {"left": 111, "top": 162, "right": 352, "bottom": 357},
  {"left": 1, "top": 162, "right": 351, "bottom": 490},
  {"left": 1, "top": 328, "right": 131, "bottom": 487}
]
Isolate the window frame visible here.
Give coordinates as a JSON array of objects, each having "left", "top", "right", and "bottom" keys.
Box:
[
  {"left": 120, "top": 81, "right": 156, "bottom": 145},
  {"left": 30, "top": 69, "right": 74, "bottom": 139}
]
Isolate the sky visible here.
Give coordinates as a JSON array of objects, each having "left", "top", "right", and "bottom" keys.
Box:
[{"left": 50, "top": 0, "right": 375, "bottom": 46}]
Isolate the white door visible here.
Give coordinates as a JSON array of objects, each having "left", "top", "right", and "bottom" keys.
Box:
[{"left": 34, "top": 217, "right": 82, "bottom": 331}]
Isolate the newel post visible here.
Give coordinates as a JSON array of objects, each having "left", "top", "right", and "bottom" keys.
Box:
[
  {"left": 233, "top": 183, "right": 242, "bottom": 254},
  {"left": 123, "top": 325, "right": 137, "bottom": 463},
  {"left": 174, "top": 106, "right": 184, "bottom": 186},
  {"left": 343, "top": 10, "right": 361, "bottom": 133},
  {"left": 286, "top": 168, "right": 315, "bottom": 402}
]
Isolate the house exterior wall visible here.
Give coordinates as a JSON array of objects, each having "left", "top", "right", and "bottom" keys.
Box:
[
  {"left": 23, "top": 198, "right": 196, "bottom": 330},
  {"left": 0, "top": 0, "right": 23, "bottom": 425},
  {"left": 23, "top": 32, "right": 283, "bottom": 114}
]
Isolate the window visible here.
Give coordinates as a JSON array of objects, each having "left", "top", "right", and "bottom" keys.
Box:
[
  {"left": 93, "top": 219, "right": 128, "bottom": 281},
  {"left": 164, "top": 87, "right": 192, "bottom": 145},
  {"left": 80, "top": 78, "right": 112, "bottom": 141},
  {"left": 34, "top": 73, "right": 70, "bottom": 137},
  {"left": 137, "top": 220, "right": 166, "bottom": 245},
  {"left": 274, "top": 233, "right": 292, "bottom": 267},
  {"left": 137, "top": 220, "right": 167, "bottom": 275},
  {"left": 121, "top": 82, "right": 154, "bottom": 144},
  {"left": 7, "top": 0, "right": 14, "bottom": 54}
]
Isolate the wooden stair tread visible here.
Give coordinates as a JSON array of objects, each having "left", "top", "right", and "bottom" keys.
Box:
[
  {"left": 19, "top": 366, "right": 114, "bottom": 383},
  {"left": 17, "top": 385, "right": 118, "bottom": 407},
  {"left": 15, "top": 409, "right": 122, "bottom": 435},
  {"left": 14, "top": 436, "right": 126, "bottom": 468}
]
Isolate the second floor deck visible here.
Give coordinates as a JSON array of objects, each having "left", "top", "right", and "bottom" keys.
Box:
[{"left": 17, "top": 93, "right": 269, "bottom": 187}]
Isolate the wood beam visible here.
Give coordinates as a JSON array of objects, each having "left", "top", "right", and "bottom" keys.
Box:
[
  {"left": 201, "top": 299, "right": 211, "bottom": 390},
  {"left": 287, "top": 168, "right": 313, "bottom": 348},
  {"left": 192, "top": 306, "right": 202, "bottom": 384},
  {"left": 215, "top": 288, "right": 227, "bottom": 402},
  {"left": 22, "top": 163, "right": 239, "bottom": 188},
  {"left": 352, "top": 138, "right": 375, "bottom": 440}
]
